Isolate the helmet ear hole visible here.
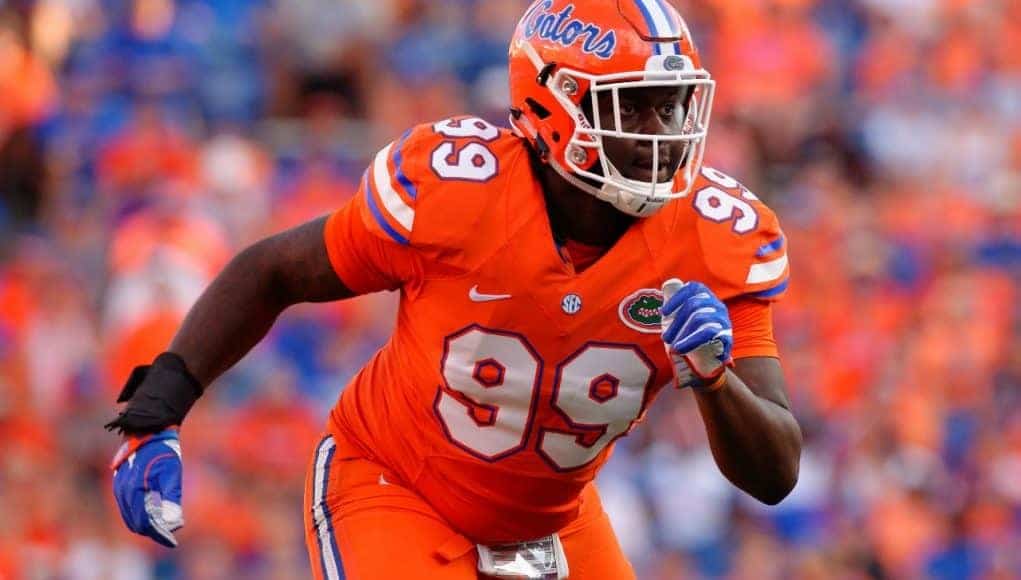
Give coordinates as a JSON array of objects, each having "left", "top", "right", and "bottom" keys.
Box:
[
  {"left": 525, "top": 98, "right": 552, "bottom": 120},
  {"left": 536, "top": 62, "right": 557, "bottom": 86}
]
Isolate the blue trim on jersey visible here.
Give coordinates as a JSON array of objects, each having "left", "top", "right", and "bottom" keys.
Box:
[
  {"left": 393, "top": 129, "right": 418, "bottom": 200},
  {"left": 756, "top": 235, "right": 786, "bottom": 258},
  {"left": 364, "top": 173, "right": 410, "bottom": 246},
  {"left": 748, "top": 278, "right": 789, "bottom": 299},
  {"left": 314, "top": 438, "right": 343, "bottom": 580},
  {"left": 313, "top": 438, "right": 330, "bottom": 580}
]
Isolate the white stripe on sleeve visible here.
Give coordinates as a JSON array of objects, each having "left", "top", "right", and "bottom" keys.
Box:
[
  {"left": 373, "top": 143, "right": 415, "bottom": 231},
  {"left": 746, "top": 255, "right": 789, "bottom": 285}
]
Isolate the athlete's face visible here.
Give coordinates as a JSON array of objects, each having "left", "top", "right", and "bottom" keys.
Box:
[{"left": 590, "top": 86, "right": 691, "bottom": 183}]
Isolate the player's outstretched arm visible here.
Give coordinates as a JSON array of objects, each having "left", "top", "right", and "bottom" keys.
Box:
[
  {"left": 168, "top": 215, "right": 355, "bottom": 387},
  {"left": 107, "top": 215, "right": 355, "bottom": 434},
  {"left": 105, "top": 216, "right": 356, "bottom": 547}
]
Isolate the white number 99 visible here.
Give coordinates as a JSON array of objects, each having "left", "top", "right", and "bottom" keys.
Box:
[{"left": 430, "top": 118, "right": 500, "bottom": 182}]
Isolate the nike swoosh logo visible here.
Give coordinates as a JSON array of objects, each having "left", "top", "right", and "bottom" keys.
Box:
[{"left": 469, "top": 285, "right": 512, "bottom": 302}]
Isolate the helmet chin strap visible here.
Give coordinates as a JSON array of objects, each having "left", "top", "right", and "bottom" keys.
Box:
[
  {"left": 548, "top": 157, "right": 671, "bottom": 218},
  {"left": 599, "top": 181, "right": 671, "bottom": 218}
]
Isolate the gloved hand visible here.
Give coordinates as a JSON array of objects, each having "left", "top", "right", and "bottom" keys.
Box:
[
  {"left": 111, "top": 429, "right": 184, "bottom": 548},
  {"left": 661, "top": 279, "right": 734, "bottom": 390}
]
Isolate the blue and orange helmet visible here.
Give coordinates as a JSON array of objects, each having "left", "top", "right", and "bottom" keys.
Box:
[{"left": 509, "top": 0, "right": 716, "bottom": 217}]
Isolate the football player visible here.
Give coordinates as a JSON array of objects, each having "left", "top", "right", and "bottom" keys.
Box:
[{"left": 106, "top": 1, "right": 802, "bottom": 578}]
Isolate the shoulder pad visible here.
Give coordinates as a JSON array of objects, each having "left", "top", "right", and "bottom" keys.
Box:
[
  {"left": 690, "top": 167, "right": 789, "bottom": 301},
  {"left": 361, "top": 117, "right": 527, "bottom": 250}
]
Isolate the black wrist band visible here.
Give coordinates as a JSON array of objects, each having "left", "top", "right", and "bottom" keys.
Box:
[{"left": 104, "top": 352, "right": 204, "bottom": 435}]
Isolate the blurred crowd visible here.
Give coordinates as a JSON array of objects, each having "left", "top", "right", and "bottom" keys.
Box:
[{"left": 0, "top": 0, "right": 1019, "bottom": 578}]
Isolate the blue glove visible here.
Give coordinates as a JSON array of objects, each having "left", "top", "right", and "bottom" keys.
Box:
[
  {"left": 111, "top": 429, "right": 184, "bottom": 548},
  {"left": 661, "top": 279, "right": 734, "bottom": 389}
]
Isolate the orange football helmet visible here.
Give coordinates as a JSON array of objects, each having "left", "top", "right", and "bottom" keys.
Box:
[{"left": 509, "top": 0, "right": 715, "bottom": 217}]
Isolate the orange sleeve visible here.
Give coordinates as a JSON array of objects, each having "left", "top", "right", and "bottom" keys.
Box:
[
  {"left": 323, "top": 191, "right": 419, "bottom": 295},
  {"left": 726, "top": 296, "right": 779, "bottom": 359},
  {"left": 693, "top": 168, "right": 790, "bottom": 302},
  {"left": 322, "top": 123, "right": 447, "bottom": 294}
]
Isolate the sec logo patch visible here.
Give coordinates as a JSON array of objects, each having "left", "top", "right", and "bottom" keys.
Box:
[{"left": 561, "top": 294, "right": 582, "bottom": 315}]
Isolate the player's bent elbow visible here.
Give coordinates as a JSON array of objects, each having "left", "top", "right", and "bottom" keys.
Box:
[
  {"left": 756, "top": 480, "right": 797, "bottom": 506},
  {"left": 752, "top": 461, "right": 799, "bottom": 506},
  {"left": 754, "top": 415, "right": 803, "bottom": 505}
]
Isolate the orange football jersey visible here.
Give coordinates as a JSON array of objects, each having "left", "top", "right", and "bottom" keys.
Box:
[{"left": 322, "top": 117, "right": 789, "bottom": 544}]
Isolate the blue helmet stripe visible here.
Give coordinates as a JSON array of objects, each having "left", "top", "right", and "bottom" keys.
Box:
[
  {"left": 633, "top": 0, "right": 680, "bottom": 55},
  {"left": 632, "top": 0, "right": 662, "bottom": 55},
  {"left": 652, "top": 0, "right": 679, "bottom": 36}
]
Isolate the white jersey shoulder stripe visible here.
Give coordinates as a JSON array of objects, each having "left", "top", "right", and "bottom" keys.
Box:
[
  {"left": 373, "top": 143, "right": 415, "bottom": 232},
  {"left": 746, "top": 254, "right": 789, "bottom": 285}
]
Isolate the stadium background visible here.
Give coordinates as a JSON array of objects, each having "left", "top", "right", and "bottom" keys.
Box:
[{"left": 0, "top": 0, "right": 1019, "bottom": 578}]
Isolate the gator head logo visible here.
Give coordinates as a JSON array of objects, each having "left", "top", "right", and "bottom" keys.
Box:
[{"left": 619, "top": 289, "right": 664, "bottom": 334}]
